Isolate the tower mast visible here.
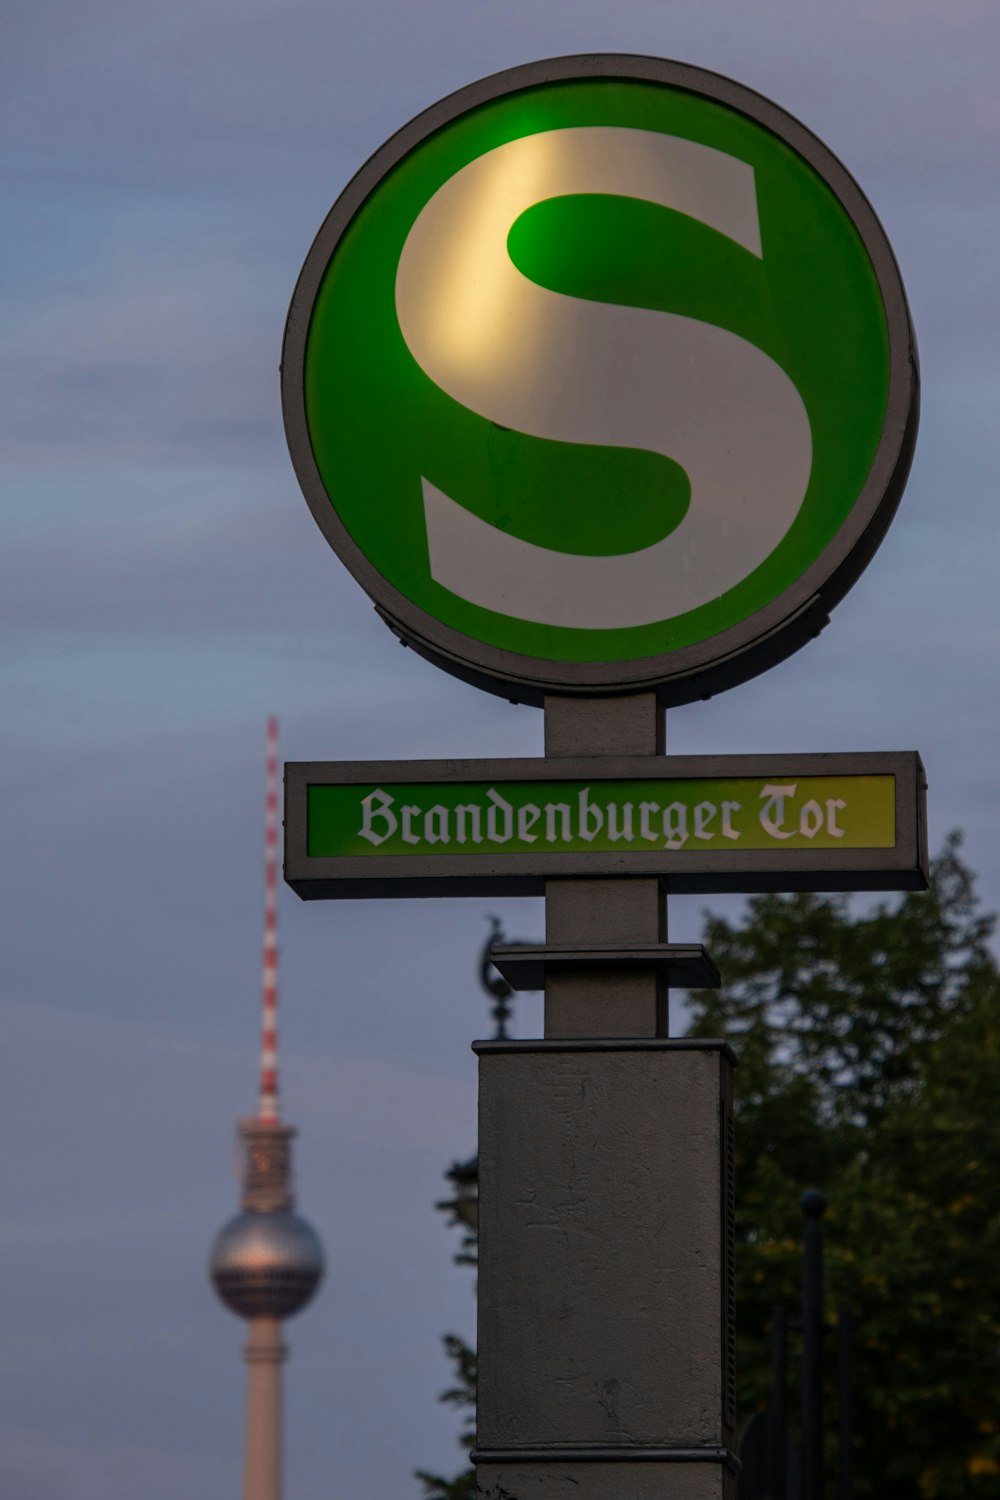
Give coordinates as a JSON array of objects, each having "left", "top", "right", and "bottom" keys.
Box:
[
  {"left": 210, "top": 719, "right": 324, "bottom": 1500},
  {"left": 259, "top": 714, "right": 280, "bottom": 1126}
]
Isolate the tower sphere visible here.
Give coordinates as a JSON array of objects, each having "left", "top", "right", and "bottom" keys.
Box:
[{"left": 210, "top": 1209, "right": 324, "bottom": 1320}]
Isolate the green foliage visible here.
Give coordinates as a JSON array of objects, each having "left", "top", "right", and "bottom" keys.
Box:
[
  {"left": 415, "top": 1334, "right": 476, "bottom": 1500},
  {"left": 414, "top": 1467, "right": 475, "bottom": 1500},
  {"left": 687, "top": 835, "right": 1000, "bottom": 1497},
  {"left": 423, "top": 837, "right": 1000, "bottom": 1497},
  {"left": 418, "top": 1152, "right": 479, "bottom": 1496}
]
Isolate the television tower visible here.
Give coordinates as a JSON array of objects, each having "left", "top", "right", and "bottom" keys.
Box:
[{"left": 210, "top": 717, "right": 324, "bottom": 1500}]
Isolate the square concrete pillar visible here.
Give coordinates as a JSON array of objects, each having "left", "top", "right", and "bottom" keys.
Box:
[{"left": 474, "top": 1039, "right": 736, "bottom": 1499}]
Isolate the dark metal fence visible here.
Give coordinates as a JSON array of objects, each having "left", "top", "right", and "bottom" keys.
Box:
[{"left": 737, "top": 1193, "right": 853, "bottom": 1500}]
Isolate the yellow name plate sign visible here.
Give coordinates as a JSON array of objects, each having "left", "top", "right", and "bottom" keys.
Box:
[{"left": 285, "top": 753, "right": 926, "bottom": 900}]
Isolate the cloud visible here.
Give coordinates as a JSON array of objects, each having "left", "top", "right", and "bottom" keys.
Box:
[
  {"left": 4, "top": 0, "right": 1000, "bottom": 194},
  {"left": 1, "top": 254, "right": 282, "bottom": 471},
  {"left": 0, "top": 1425, "right": 234, "bottom": 1500}
]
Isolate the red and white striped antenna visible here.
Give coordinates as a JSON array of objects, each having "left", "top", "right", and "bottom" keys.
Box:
[{"left": 258, "top": 715, "right": 281, "bottom": 1124}]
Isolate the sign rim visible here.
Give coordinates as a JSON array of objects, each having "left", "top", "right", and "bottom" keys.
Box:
[{"left": 282, "top": 53, "right": 919, "bottom": 706}]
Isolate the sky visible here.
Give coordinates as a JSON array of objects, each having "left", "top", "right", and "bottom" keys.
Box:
[{"left": 3, "top": 1, "right": 1000, "bottom": 1496}]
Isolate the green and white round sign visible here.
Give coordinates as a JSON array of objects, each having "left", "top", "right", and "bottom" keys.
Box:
[{"left": 282, "top": 56, "right": 918, "bottom": 704}]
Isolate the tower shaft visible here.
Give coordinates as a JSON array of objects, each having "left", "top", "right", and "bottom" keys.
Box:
[{"left": 244, "top": 1317, "right": 286, "bottom": 1500}]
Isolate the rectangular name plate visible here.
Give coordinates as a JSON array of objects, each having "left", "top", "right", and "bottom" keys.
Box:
[{"left": 285, "top": 753, "right": 927, "bottom": 899}]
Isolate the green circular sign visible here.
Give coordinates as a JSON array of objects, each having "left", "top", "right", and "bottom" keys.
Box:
[{"left": 283, "top": 56, "right": 918, "bottom": 704}]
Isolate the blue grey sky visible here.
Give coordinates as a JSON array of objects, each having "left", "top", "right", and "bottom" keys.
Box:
[{"left": 3, "top": 1, "right": 999, "bottom": 1496}]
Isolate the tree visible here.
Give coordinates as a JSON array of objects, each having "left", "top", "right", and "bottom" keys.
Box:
[
  {"left": 416, "top": 1159, "right": 478, "bottom": 1500},
  {"left": 414, "top": 1333, "right": 476, "bottom": 1500},
  {"left": 687, "top": 834, "right": 1000, "bottom": 1497},
  {"left": 418, "top": 925, "right": 511, "bottom": 1499},
  {"left": 423, "top": 837, "right": 1000, "bottom": 1497}
]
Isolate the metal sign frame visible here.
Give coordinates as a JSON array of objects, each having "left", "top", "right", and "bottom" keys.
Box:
[
  {"left": 282, "top": 53, "right": 919, "bottom": 707},
  {"left": 285, "top": 751, "right": 927, "bottom": 899}
]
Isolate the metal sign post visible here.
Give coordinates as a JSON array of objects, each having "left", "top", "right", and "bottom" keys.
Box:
[
  {"left": 279, "top": 52, "right": 922, "bottom": 1500},
  {"left": 474, "top": 693, "right": 740, "bottom": 1499}
]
